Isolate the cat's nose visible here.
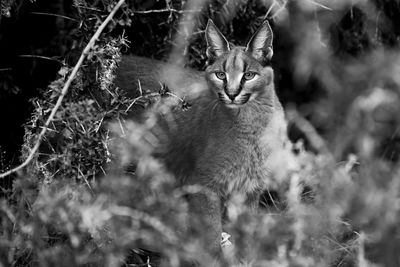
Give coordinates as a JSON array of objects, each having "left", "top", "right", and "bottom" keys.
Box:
[{"left": 225, "top": 91, "right": 239, "bottom": 101}]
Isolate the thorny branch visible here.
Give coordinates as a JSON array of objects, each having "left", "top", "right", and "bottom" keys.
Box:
[{"left": 0, "top": 0, "right": 127, "bottom": 179}]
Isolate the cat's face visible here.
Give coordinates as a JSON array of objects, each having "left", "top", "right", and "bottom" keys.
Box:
[{"left": 204, "top": 20, "right": 274, "bottom": 108}]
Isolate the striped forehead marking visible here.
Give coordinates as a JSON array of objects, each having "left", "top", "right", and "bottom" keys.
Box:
[{"left": 224, "top": 49, "right": 245, "bottom": 73}]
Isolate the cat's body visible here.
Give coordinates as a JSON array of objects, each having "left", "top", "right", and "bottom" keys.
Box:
[
  {"left": 115, "top": 55, "right": 206, "bottom": 100},
  {"left": 163, "top": 82, "right": 286, "bottom": 199},
  {"left": 116, "top": 20, "right": 288, "bottom": 264}
]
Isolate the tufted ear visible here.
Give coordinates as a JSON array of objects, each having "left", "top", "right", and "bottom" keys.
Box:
[
  {"left": 205, "top": 19, "right": 230, "bottom": 61},
  {"left": 245, "top": 20, "right": 273, "bottom": 64}
]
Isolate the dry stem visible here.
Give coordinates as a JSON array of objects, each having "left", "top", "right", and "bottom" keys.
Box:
[{"left": 132, "top": 8, "right": 200, "bottom": 14}]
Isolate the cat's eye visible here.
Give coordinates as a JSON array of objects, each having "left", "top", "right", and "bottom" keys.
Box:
[
  {"left": 215, "top": 72, "right": 226, "bottom": 80},
  {"left": 243, "top": 72, "right": 256, "bottom": 80}
]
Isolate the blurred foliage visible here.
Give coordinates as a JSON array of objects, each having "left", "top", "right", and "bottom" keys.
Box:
[{"left": 0, "top": 0, "right": 400, "bottom": 266}]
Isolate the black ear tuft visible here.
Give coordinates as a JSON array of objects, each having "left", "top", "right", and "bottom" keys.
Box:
[
  {"left": 245, "top": 20, "right": 273, "bottom": 65},
  {"left": 205, "top": 19, "right": 230, "bottom": 61}
]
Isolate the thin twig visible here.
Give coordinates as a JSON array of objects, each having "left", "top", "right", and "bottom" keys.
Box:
[
  {"left": 117, "top": 115, "right": 126, "bottom": 137},
  {"left": 124, "top": 97, "right": 141, "bottom": 113},
  {"left": 78, "top": 167, "right": 93, "bottom": 194},
  {"left": 137, "top": 79, "right": 143, "bottom": 96},
  {"left": 0, "top": 0, "right": 126, "bottom": 179},
  {"left": 306, "top": 0, "right": 332, "bottom": 11},
  {"left": 30, "top": 12, "right": 79, "bottom": 22},
  {"left": 264, "top": 1, "right": 276, "bottom": 19},
  {"left": 18, "top": 55, "right": 62, "bottom": 63},
  {"left": 0, "top": 68, "right": 12, "bottom": 72},
  {"left": 132, "top": 8, "right": 200, "bottom": 14},
  {"left": 166, "top": 92, "right": 185, "bottom": 103},
  {"left": 124, "top": 92, "right": 160, "bottom": 113},
  {"left": 270, "top": 1, "right": 287, "bottom": 20}
]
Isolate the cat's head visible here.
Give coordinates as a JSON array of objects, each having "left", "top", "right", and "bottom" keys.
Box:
[{"left": 204, "top": 19, "right": 274, "bottom": 108}]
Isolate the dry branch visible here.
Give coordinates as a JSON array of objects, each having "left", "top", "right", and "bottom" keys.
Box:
[
  {"left": 0, "top": 0, "right": 126, "bottom": 179},
  {"left": 132, "top": 8, "right": 200, "bottom": 14}
]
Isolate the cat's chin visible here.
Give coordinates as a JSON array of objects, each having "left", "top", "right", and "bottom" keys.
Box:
[
  {"left": 217, "top": 93, "right": 251, "bottom": 108},
  {"left": 224, "top": 102, "right": 247, "bottom": 109}
]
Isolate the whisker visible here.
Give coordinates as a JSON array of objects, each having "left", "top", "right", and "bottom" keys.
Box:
[
  {"left": 206, "top": 98, "right": 217, "bottom": 109},
  {"left": 253, "top": 99, "right": 274, "bottom": 108},
  {"left": 210, "top": 100, "right": 220, "bottom": 115}
]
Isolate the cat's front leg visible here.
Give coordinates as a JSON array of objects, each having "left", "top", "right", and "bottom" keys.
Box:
[
  {"left": 226, "top": 190, "right": 262, "bottom": 264},
  {"left": 186, "top": 189, "right": 229, "bottom": 266}
]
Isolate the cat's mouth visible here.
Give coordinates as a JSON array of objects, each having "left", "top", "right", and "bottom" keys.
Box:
[{"left": 218, "top": 93, "right": 251, "bottom": 107}]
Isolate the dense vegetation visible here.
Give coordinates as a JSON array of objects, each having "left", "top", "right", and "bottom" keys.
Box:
[{"left": 1, "top": 0, "right": 400, "bottom": 266}]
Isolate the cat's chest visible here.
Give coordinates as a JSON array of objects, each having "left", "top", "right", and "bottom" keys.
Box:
[{"left": 197, "top": 123, "right": 273, "bottom": 194}]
